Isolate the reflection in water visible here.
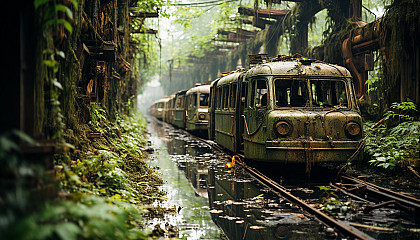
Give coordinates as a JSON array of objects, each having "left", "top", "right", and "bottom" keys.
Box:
[
  {"left": 147, "top": 118, "right": 329, "bottom": 239},
  {"left": 146, "top": 118, "right": 221, "bottom": 239}
]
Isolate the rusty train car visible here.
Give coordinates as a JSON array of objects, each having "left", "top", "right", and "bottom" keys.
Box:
[
  {"left": 150, "top": 84, "right": 210, "bottom": 134},
  {"left": 209, "top": 56, "right": 363, "bottom": 166},
  {"left": 150, "top": 97, "right": 170, "bottom": 121},
  {"left": 150, "top": 55, "right": 363, "bottom": 166},
  {"left": 185, "top": 84, "right": 210, "bottom": 132}
]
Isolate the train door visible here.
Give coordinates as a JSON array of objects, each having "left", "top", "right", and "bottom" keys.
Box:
[
  {"left": 187, "top": 93, "right": 197, "bottom": 127},
  {"left": 236, "top": 75, "right": 246, "bottom": 152},
  {"left": 243, "top": 78, "right": 268, "bottom": 154},
  {"left": 208, "top": 82, "right": 215, "bottom": 139}
]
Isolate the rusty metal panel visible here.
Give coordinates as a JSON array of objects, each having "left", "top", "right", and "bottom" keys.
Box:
[{"left": 364, "top": 53, "right": 374, "bottom": 71}]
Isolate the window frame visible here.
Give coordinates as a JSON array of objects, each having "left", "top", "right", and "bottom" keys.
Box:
[{"left": 273, "top": 77, "right": 351, "bottom": 109}]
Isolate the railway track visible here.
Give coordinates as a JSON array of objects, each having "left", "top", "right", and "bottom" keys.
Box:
[
  {"left": 232, "top": 155, "right": 374, "bottom": 240},
  {"left": 167, "top": 124, "right": 420, "bottom": 239},
  {"left": 230, "top": 155, "right": 420, "bottom": 239}
]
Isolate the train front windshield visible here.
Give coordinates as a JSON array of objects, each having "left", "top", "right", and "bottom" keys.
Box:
[
  {"left": 274, "top": 78, "right": 349, "bottom": 108},
  {"left": 200, "top": 93, "right": 209, "bottom": 106}
]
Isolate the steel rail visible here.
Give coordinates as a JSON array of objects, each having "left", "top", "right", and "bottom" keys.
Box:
[
  {"left": 340, "top": 175, "right": 420, "bottom": 214},
  {"left": 233, "top": 157, "right": 374, "bottom": 240}
]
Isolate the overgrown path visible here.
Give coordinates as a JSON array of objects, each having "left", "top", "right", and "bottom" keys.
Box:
[{"left": 1, "top": 111, "right": 167, "bottom": 239}]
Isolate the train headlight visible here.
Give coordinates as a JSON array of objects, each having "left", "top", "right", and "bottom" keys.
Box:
[
  {"left": 275, "top": 121, "right": 290, "bottom": 136},
  {"left": 199, "top": 113, "right": 206, "bottom": 120},
  {"left": 345, "top": 121, "right": 361, "bottom": 136}
]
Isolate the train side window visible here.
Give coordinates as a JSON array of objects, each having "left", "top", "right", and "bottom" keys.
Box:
[
  {"left": 252, "top": 79, "right": 268, "bottom": 108},
  {"left": 192, "top": 93, "right": 197, "bottom": 107},
  {"left": 223, "top": 85, "right": 230, "bottom": 109},
  {"left": 219, "top": 87, "right": 223, "bottom": 109},
  {"left": 215, "top": 87, "right": 220, "bottom": 109},
  {"left": 230, "top": 83, "right": 237, "bottom": 109},
  {"left": 241, "top": 82, "right": 248, "bottom": 108},
  {"left": 274, "top": 79, "right": 291, "bottom": 107},
  {"left": 188, "top": 95, "right": 193, "bottom": 107},
  {"left": 208, "top": 90, "right": 212, "bottom": 108},
  {"left": 219, "top": 87, "right": 224, "bottom": 109},
  {"left": 249, "top": 80, "right": 256, "bottom": 108}
]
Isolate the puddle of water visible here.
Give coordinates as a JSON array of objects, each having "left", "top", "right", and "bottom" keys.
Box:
[
  {"left": 144, "top": 118, "right": 332, "bottom": 239},
  {"left": 144, "top": 119, "right": 222, "bottom": 239}
]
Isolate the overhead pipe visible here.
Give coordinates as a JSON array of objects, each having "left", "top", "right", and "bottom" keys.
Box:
[{"left": 342, "top": 20, "right": 382, "bottom": 99}]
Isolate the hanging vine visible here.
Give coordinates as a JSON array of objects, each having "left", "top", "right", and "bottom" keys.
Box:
[
  {"left": 379, "top": 0, "right": 420, "bottom": 95},
  {"left": 35, "top": 0, "right": 78, "bottom": 142}
]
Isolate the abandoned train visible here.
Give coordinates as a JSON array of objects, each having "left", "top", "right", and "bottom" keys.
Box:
[{"left": 150, "top": 56, "right": 363, "bottom": 165}]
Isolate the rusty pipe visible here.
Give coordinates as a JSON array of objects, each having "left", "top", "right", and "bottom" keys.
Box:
[{"left": 342, "top": 38, "right": 365, "bottom": 99}]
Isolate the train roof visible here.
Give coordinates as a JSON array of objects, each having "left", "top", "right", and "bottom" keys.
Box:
[
  {"left": 212, "top": 59, "right": 351, "bottom": 87},
  {"left": 244, "top": 60, "right": 352, "bottom": 78},
  {"left": 156, "top": 97, "right": 170, "bottom": 103},
  {"left": 186, "top": 84, "right": 210, "bottom": 95},
  {"left": 217, "top": 72, "right": 242, "bottom": 86},
  {"left": 175, "top": 89, "right": 188, "bottom": 96}
]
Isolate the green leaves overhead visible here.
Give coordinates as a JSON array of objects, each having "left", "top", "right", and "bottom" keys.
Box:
[
  {"left": 174, "top": 7, "right": 205, "bottom": 30},
  {"left": 34, "top": 0, "right": 78, "bottom": 33}
]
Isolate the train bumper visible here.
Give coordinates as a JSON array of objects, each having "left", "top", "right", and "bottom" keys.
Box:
[
  {"left": 194, "top": 121, "right": 208, "bottom": 130},
  {"left": 264, "top": 140, "right": 362, "bottom": 163},
  {"left": 187, "top": 121, "right": 208, "bottom": 131}
]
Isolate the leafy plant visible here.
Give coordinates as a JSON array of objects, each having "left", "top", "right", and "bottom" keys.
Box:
[
  {"left": 35, "top": 0, "right": 79, "bottom": 142},
  {"left": 0, "top": 116, "right": 160, "bottom": 239},
  {"left": 384, "top": 101, "right": 418, "bottom": 122},
  {"left": 5, "top": 196, "right": 148, "bottom": 240},
  {"left": 43, "top": 50, "right": 67, "bottom": 141},
  {"left": 0, "top": 130, "right": 40, "bottom": 238},
  {"left": 320, "top": 198, "right": 355, "bottom": 216},
  {"left": 365, "top": 101, "right": 419, "bottom": 170},
  {"left": 317, "top": 186, "right": 355, "bottom": 216},
  {"left": 34, "top": 0, "right": 78, "bottom": 33},
  {"left": 90, "top": 103, "right": 108, "bottom": 132},
  {"left": 365, "top": 75, "right": 378, "bottom": 93},
  {"left": 366, "top": 121, "right": 420, "bottom": 169}
]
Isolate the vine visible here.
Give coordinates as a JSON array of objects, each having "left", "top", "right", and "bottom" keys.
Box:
[
  {"left": 35, "top": 0, "right": 78, "bottom": 142},
  {"left": 379, "top": 0, "right": 420, "bottom": 99}
]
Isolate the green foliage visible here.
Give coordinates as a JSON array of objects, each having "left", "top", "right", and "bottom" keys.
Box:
[
  {"left": 35, "top": 0, "right": 78, "bottom": 33},
  {"left": 317, "top": 186, "right": 355, "bottom": 216},
  {"left": 320, "top": 198, "right": 355, "bottom": 216},
  {"left": 365, "top": 102, "right": 419, "bottom": 170},
  {"left": 68, "top": 151, "right": 138, "bottom": 201},
  {"left": 90, "top": 103, "right": 108, "bottom": 132},
  {"left": 62, "top": 112, "right": 163, "bottom": 204},
  {"left": 174, "top": 7, "right": 205, "bottom": 30},
  {"left": 365, "top": 121, "right": 420, "bottom": 169},
  {"left": 190, "top": 34, "right": 217, "bottom": 58},
  {"left": 365, "top": 75, "right": 378, "bottom": 94},
  {"left": 0, "top": 115, "right": 158, "bottom": 239},
  {"left": 379, "top": 0, "right": 420, "bottom": 95},
  {"left": 384, "top": 101, "right": 418, "bottom": 122},
  {"left": 43, "top": 50, "right": 67, "bottom": 141},
  {"left": 212, "top": 1, "right": 239, "bottom": 30},
  {"left": 134, "top": 0, "right": 170, "bottom": 17},
  {"left": 0, "top": 130, "right": 40, "bottom": 237},
  {"left": 36, "top": 0, "right": 78, "bottom": 142},
  {"left": 5, "top": 196, "right": 148, "bottom": 240}
]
